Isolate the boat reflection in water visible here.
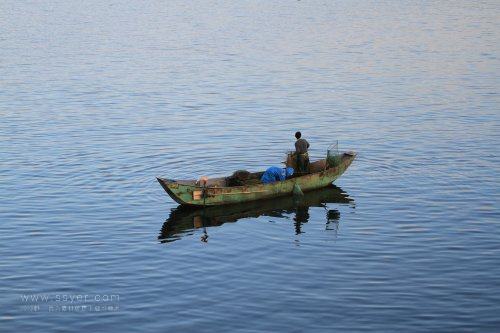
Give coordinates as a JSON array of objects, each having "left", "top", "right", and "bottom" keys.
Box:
[{"left": 159, "top": 185, "right": 354, "bottom": 244}]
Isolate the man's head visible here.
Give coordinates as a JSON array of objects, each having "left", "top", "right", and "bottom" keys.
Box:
[
  {"left": 295, "top": 131, "right": 301, "bottom": 139},
  {"left": 285, "top": 167, "right": 294, "bottom": 177}
]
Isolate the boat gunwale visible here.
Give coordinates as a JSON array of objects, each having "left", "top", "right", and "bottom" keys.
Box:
[{"left": 157, "top": 152, "right": 356, "bottom": 191}]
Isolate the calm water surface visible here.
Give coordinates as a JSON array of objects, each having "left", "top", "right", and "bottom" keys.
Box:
[{"left": 1, "top": 1, "right": 499, "bottom": 332}]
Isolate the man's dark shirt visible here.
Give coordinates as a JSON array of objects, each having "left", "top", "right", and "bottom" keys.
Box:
[{"left": 295, "top": 138, "right": 310, "bottom": 154}]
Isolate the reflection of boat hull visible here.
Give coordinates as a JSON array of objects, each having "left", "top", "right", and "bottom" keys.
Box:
[
  {"left": 159, "top": 185, "right": 353, "bottom": 243},
  {"left": 157, "top": 152, "right": 356, "bottom": 206}
]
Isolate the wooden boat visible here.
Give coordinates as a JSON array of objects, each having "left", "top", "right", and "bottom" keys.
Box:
[
  {"left": 157, "top": 151, "right": 356, "bottom": 207},
  {"left": 159, "top": 185, "right": 354, "bottom": 243}
]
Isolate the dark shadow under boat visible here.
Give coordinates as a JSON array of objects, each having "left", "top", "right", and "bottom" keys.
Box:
[{"left": 159, "top": 185, "right": 354, "bottom": 244}]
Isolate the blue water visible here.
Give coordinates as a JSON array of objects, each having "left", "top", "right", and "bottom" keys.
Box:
[{"left": 1, "top": 1, "right": 499, "bottom": 331}]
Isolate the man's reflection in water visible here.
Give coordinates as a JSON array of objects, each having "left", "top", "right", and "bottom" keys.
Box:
[
  {"left": 293, "top": 205, "right": 310, "bottom": 235},
  {"left": 159, "top": 186, "right": 353, "bottom": 244},
  {"left": 294, "top": 205, "right": 342, "bottom": 236}
]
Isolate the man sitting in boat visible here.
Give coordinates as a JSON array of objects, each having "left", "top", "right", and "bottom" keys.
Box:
[
  {"left": 261, "top": 167, "right": 294, "bottom": 184},
  {"left": 295, "top": 131, "right": 310, "bottom": 174}
]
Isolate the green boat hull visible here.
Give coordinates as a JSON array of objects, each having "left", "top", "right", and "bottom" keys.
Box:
[{"left": 157, "top": 152, "right": 356, "bottom": 206}]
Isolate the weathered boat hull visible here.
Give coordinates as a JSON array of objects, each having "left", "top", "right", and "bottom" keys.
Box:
[{"left": 157, "top": 152, "right": 356, "bottom": 206}]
